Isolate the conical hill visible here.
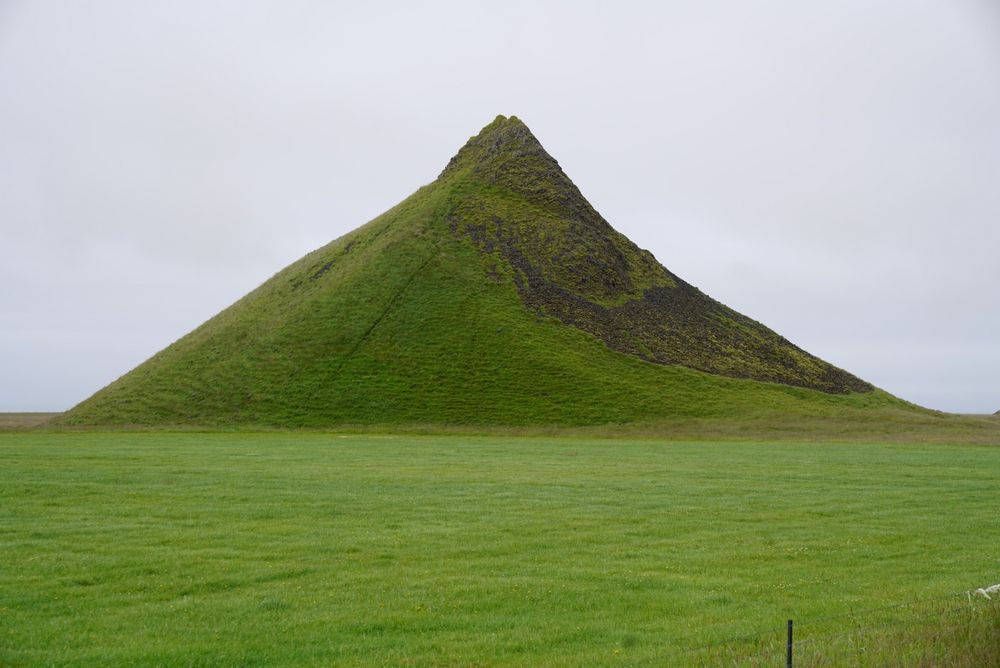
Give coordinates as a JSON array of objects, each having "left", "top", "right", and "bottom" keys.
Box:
[{"left": 61, "top": 116, "right": 896, "bottom": 428}]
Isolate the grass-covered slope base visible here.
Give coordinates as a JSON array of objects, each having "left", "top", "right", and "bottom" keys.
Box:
[
  {"left": 62, "top": 116, "right": 886, "bottom": 427},
  {"left": 2, "top": 433, "right": 999, "bottom": 666}
]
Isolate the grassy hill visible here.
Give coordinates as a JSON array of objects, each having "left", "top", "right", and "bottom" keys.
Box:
[{"left": 60, "top": 116, "right": 914, "bottom": 428}]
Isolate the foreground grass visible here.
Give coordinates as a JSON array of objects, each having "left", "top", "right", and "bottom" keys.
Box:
[{"left": 1, "top": 433, "right": 998, "bottom": 666}]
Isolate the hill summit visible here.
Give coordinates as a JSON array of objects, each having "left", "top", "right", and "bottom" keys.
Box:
[{"left": 61, "top": 115, "right": 888, "bottom": 428}]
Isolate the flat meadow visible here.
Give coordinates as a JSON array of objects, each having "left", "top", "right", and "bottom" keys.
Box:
[{"left": 2, "top": 432, "right": 999, "bottom": 666}]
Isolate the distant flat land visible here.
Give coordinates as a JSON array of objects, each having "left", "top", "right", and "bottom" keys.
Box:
[
  {"left": 0, "top": 412, "right": 58, "bottom": 428},
  {"left": 2, "top": 432, "right": 998, "bottom": 666}
]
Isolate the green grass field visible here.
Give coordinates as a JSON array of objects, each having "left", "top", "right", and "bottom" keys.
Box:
[{"left": 2, "top": 432, "right": 999, "bottom": 666}]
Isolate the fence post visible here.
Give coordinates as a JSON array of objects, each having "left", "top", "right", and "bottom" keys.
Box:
[{"left": 786, "top": 619, "right": 793, "bottom": 668}]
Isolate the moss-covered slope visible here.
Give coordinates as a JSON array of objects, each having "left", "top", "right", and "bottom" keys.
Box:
[{"left": 60, "top": 116, "right": 894, "bottom": 428}]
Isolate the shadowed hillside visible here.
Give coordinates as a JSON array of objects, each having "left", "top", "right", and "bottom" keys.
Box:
[{"left": 60, "top": 116, "right": 906, "bottom": 428}]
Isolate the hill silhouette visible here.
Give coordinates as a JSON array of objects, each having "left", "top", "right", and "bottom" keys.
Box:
[{"left": 61, "top": 116, "right": 903, "bottom": 428}]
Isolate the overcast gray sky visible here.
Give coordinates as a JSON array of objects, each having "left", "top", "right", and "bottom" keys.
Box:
[{"left": 1, "top": 1, "right": 998, "bottom": 414}]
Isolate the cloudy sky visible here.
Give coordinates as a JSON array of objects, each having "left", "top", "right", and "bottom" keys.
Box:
[{"left": 1, "top": 1, "right": 998, "bottom": 414}]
